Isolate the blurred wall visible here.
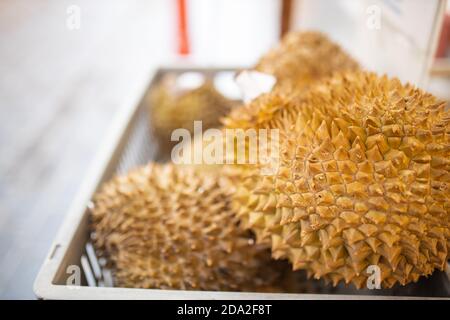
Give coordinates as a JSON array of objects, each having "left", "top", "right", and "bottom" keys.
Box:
[
  {"left": 187, "top": 0, "right": 281, "bottom": 66},
  {"left": 291, "top": 0, "right": 447, "bottom": 88}
]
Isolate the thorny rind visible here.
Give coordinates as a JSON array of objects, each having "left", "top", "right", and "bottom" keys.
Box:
[
  {"left": 232, "top": 71, "right": 450, "bottom": 289},
  {"left": 91, "top": 163, "right": 316, "bottom": 292}
]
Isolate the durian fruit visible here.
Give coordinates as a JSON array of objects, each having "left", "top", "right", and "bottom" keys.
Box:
[
  {"left": 148, "top": 78, "right": 234, "bottom": 157},
  {"left": 255, "top": 31, "right": 359, "bottom": 88},
  {"left": 233, "top": 71, "right": 450, "bottom": 289},
  {"left": 91, "top": 163, "right": 306, "bottom": 292}
]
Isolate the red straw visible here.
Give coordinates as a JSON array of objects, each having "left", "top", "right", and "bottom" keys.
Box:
[{"left": 177, "top": 0, "right": 190, "bottom": 55}]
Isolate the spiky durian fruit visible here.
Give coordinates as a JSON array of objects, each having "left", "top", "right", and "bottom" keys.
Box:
[
  {"left": 255, "top": 31, "right": 359, "bottom": 88},
  {"left": 91, "top": 163, "right": 308, "bottom": 292},
  {"left": 233, "top": 71, "right": 450, "bottom": 289},
  {"left": 148, "top": 80, "right": 234, "bottom": 157}
]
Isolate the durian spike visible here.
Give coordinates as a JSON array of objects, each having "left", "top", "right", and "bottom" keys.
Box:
[{"left": 148, "top": 78, "right": 234, "bottom": 158}]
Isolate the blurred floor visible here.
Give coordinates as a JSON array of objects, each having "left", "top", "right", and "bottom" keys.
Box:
[{"left": 0, "top": 0, "right": 172, "bottom": 299}]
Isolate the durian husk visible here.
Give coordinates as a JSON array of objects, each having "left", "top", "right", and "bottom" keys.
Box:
[
  {"left": 233, "top": 71, "right": 450, "bottom": 289},
  {"left": 91, "top": 163, "right": 313, "bottom": 292},
  {"left": 148, "top": 80, "right": 234, "bottom": 157}
]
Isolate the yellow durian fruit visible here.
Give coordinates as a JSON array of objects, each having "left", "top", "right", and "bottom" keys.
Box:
[
  {"left": 90, "top": 163, "right": 311, "bottom": 292},
  {"left": 234, "top": 71, "right": 450, "bottom": 289},
  {"left": 148, "top": 80, "right": 234, "bottom": 157},
  {"left": 255, "top": 31, "right": 360, "bottom": 88}
]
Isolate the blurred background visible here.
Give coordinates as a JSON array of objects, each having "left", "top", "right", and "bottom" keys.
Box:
[{"left": 0, "top": 0, "right": 449, "bottom": 299}]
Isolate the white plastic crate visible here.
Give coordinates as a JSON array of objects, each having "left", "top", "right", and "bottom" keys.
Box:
[{"left": 33, "top": 67, "right": 450, "bottom": 300}]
